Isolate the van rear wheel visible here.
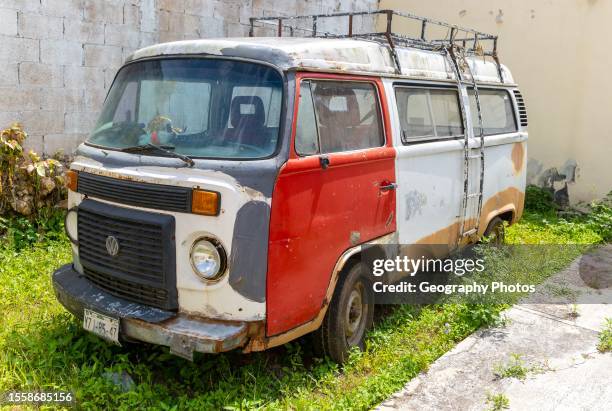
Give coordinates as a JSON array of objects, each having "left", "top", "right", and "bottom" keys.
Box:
[
  {"left": 312, "top": 261, "right": 374, "bottom": 363},
  {"left": 483, "top": 216, "right": 506, "bottom": 245}
]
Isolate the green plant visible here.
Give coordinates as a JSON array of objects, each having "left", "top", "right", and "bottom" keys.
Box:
[
  {"left": 597, "top": 318, "right": 612, "bottom": 353},
  {"left": 0, "top": 208, "right": 66, "bottom": 250},
  {"left": 493, "top": 353, "right": 529, "bottom": 380},
  {"left": 524, "top": 185, "right": 556, "bottom": 213},
  {"left": 0, "top": 123, "right": 67, "bottom": 218},
  {"left": 486, "top": 392, "right": 510, "bottom": 411},
  {"left": 584, "top": 192, "right": 612, "bottom": 242}
]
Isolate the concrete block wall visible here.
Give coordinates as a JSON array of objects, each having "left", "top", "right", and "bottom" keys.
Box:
[{"left": 0, "top": 0, "right": 379, "bottom": 155}]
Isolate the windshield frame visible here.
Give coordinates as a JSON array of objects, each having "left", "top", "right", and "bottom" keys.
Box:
[{"left": 85, "top": 55, "right": 287, "bottom": 161}]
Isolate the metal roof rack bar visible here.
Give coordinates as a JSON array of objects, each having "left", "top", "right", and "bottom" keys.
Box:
[{"left": 249, "top": 9, "right": 503, "bottom": 81}]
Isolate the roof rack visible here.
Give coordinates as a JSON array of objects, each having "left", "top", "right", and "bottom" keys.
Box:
[{"left": 249, "top": 9, "right": 503, "bottom": 81}]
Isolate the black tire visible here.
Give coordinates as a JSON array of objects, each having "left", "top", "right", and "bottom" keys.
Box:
[
  {"left": 312, "top": 261, "right": 374, "bottom": 363},
  {"left": 483, "top": 216, "right": 505, "bottom": 245}
]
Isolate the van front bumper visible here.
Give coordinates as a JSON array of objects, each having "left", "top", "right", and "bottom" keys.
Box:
[{"left": 52, "top": 264, "right": 259, "bottom": 360}]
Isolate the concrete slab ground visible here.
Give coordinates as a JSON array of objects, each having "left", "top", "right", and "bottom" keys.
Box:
[{"left": 377, "top": 247, "right": 612, "bottom": 411}]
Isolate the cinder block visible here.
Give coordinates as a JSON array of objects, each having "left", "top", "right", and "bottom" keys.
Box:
[
  {"left": 0, "top": 111, "right": 23, "bottom": 129},
  {"left": 199, "top": 16, "right": 225, "bottom": 38},
  {"left": 0, "top": 63, "right": 18, "bottom": 86},
  {"left": 18, "top": 12, "right": 63, "bottom": 39},
  {"left": 0, "top": 37, "right": 39, "bottom": 63},
  {"left": 140, "top": 0, "right": 158, "bottom": 33},
  {"left": 41, "top": 40, "right": 83, "bottom": 66},
  {"left": 184, "top": 14, "right": 201, "bottom": 37},
  {"left": 0, "top": 0, "right": 42, "bottom": 13},
  {"left": 19, "top": 62, "right": 64, "bottom": 87},
  {"left": 214, "top": 1, "right": 240, "bottom": 21},
  {"left": 63, "top": 65, "right": 105, "bottom": 88},
  {"left": 41, "top": 0, "right": 84, "bottom": 18},
  {"left": 158, "top": 10, "right": 171, "bottom": 31},
  {"left": 0, "top": 86, "right": 41, "bottom": 111},
  {"left": 83, "top": 0, "right": 123, "bottom": 24},
  {"left": 64, "top": 19, "right": 105, "bottom": 44},
  {"left": 158, "top": 0, "right": 185, "bottom": 12},
  {"left": 226, "top": 22, "right": 248, "bottom": 37},
  {"left": 139, "top": 31, "right": 158, "bottom": 48},
  {"left": 105, "top": 24, "right": 142, "bottom": 49},
  {"left": 21, "top": 110, "right": 65, "bottom": 134},
  {"left": 124, "top": 3, "right": 141, "bottom": 28},
  {"left": 0, "top": 8, "right": 17, "bottom": 36},
  {"left": 84, "top": 44, "right": 123, "bottom": 68},
  {"left": 85, "top": 87, "right": 107, "bottom": 110},
  {"left": 167, "top": 12, "right": 185, "bottom": 33},
  {"left": 40, "top": 87, "right": 86, "bottom": 112},
  {"left": 22, "top": 133, "right": 44, "bottom": 155},
  {"left": 185, "top": 0, "right": 214, "bottom": 16},
  {"left": 159, "top": 30, "right": 183, "bottom": 43},
  {"left": 64, "top": 111, "right": 99, "bottom": 134},
  {"left": 43, "top": 133, "right": 87, "bottom": 155}
]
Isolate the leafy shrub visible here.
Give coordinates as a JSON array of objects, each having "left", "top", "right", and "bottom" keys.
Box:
[
  {"left": 0, "top": 123, "right": 67, "bottom": 217},
  {"left": 0, "top": 208, "right": 66, "bottom": 250},
  {"left": 585, "top": 192, "right": 612, "bottom": 242},
  {"left": 1, "top": 123, "right": 68, "bottom": 249},
  {"left": 524, "top": 185, "right": 555, "bottom": 213}
]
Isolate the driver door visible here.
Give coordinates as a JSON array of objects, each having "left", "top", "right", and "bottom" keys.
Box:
[{"left": 266, "top": 74, "right": 397, "bottom": 336}]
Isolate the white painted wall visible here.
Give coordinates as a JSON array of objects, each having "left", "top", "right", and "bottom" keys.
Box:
[{"left": 381, "top": 0, "right": 612, "bottom": 202}]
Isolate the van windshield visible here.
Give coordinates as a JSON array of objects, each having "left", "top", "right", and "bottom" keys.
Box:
[{"left": 87, "top": 59, "right": 283, "bottom": 159}]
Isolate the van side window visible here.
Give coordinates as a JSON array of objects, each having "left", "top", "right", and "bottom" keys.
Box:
[
  {"left": 395, "top": 87, "right": 463, "bottom": 141},
  {"left": 468, "top": 89, "right": 517, "bottom": 136},
  {"left": 310, "top": 81, "right": 384, "bottom": 153},
  {"left": 295, "top": 81, "right": 320, "bottom": 156}
]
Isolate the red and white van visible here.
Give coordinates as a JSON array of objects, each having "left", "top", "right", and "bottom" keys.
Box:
[{"left": 53, "top": 11, "right": 527, "bottom": 363}]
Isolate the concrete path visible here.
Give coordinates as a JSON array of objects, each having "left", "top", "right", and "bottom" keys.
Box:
[{"left": 377, "top": 247, "right": 612, "bottom": 411}]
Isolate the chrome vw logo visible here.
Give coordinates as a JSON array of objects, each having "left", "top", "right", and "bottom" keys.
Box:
[{"left": 105, "top": 235, "right": 120, "bottom": 257}]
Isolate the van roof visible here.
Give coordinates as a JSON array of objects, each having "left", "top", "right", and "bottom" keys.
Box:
[{"left": 126, "top": 37, "right": 515, "bottom": 85}]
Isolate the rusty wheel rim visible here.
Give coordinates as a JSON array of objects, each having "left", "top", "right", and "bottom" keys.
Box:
[{"left": 345, "top": 282, "right": 366, "bottom": 346}]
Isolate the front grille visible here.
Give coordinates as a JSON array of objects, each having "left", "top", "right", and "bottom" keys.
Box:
[
  {"left": 78, "top": 199, "right": 177, "bottom": 310},
  {"left": 78, "top": 172, "right": 192, "bottom": 212},
  {"left": 513, "top": 90, "right": 528, "bottom": 127}
]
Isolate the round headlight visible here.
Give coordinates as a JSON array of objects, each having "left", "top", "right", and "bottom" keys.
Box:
[
  {"left": 65, "top": 208, "right": 78, "bottom": 244},
  {"left": 190, "top": 238, "right": 227, "bottom": 282}
]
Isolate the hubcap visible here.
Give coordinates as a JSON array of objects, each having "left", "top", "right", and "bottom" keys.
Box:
[{"left": 345, "top": 283, "right": 366, "bottom": 345}]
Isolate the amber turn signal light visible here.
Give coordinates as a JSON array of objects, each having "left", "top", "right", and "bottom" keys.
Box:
[
  {"left": 65, "top": 170, "right": 78, "bottom": 192},
  {"left": 192, "top": 189, "right": 220, "bottom": 216}
]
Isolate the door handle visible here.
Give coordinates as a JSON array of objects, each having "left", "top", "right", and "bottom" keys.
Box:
[
  {"left": 379, "top": 182, "right": 397, "bottom": 191},
  {"left": 319, "top": 155, "right": 330, "bottom": 169}
]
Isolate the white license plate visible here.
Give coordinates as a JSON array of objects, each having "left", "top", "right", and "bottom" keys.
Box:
[{"left": 83, "top": 309, "right": 120, "bottom": 345}]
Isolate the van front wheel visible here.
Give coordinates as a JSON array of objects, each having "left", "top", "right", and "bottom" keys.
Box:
[{"left": 312, "top": 262, "right": 374, "bottom": 363}]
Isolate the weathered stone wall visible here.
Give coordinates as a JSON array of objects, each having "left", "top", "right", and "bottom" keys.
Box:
[{"left": 0, "top": 0, "right": 378, "bottom": 155}]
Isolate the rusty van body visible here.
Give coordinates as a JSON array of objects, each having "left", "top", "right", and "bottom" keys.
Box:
[{"left": 52, "top": 11, "right": 527, "bottom": 362}]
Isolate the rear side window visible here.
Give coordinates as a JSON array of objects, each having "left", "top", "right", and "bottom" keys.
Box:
[
  {"left": 469, "top": 89, "right": 517, "bottom": 136},
  {"left": 395, "top": 87, "right": 463, "bottom": 141},
  {"left": 294, "top": 80, "right": 384, "bottom": 155}
]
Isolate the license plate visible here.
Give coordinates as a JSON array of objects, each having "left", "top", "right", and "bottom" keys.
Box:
[{"left": 83, "top": 309, "right": 120, "bottom": 345}]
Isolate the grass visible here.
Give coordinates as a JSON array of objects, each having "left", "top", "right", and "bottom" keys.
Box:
[
  {"left": 597, "top": 318, "right": 612, "bottom": 353},
  {"left": 0, "top": 201, "right": 608, "bottom": 410},
  {"left": 486, "top": 392, "right": 510, "bottom": 411},
  {"left": 493, "top": 353, "right": 532, "bottom": 380}
]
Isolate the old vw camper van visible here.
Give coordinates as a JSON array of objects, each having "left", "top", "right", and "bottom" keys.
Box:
[{"left": 53, "top": 11, "right": 527, "bottom": 363}]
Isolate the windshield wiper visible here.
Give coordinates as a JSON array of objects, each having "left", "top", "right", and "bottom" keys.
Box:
[{"left": 121, "top": 143, "right": 195, "bottom": 168}]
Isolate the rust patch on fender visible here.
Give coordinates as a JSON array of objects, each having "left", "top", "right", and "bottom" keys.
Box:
[
  {"left": 511, "top": 143, "right": 525, "bottom": 174},
  {"left": 478, "top": 186, "right": 525, "bottom": 236},
  {"left": 412, "top": 187, "right": 525, "bottom": 247}
]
